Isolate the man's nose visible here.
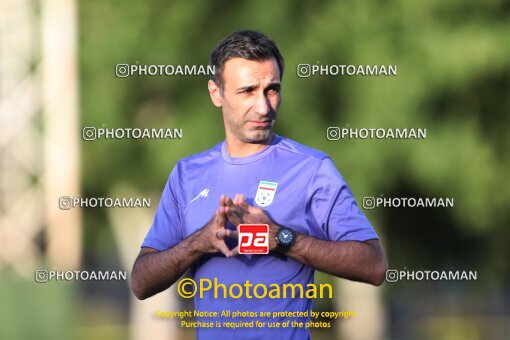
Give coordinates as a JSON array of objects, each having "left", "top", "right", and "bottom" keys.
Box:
[{"left": 253, "top": 92, "right": 271, "bottom": 116}]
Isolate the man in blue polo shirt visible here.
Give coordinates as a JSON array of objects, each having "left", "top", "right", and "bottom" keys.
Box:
[{"left": 131, "top": 30, "right": 387, "bottom": 339}]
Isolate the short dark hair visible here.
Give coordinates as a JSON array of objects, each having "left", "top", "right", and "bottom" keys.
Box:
[{"left": 210, "top": 30, "right": 284, "bottom": 91}]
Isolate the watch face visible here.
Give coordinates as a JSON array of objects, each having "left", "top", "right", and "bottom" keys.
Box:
[{"left": 278, "top": 228, "right": 294, "bottom": 246}]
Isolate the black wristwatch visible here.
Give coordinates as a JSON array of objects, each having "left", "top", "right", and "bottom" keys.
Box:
[{"left": 275, "top": 227, "right": 296, "bottom": 253}]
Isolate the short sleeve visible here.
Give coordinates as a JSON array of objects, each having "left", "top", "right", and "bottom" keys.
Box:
[
  {"left": 141, "top": 167, "right": 183, "bottom": 251},
  {"left": 306, "top": 158, "right": 378, "bottom": 242}
]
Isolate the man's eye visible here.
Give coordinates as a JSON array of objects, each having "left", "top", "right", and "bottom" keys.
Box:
[{"left": 267, "top": 88, "right": 280, "bottom": 95}]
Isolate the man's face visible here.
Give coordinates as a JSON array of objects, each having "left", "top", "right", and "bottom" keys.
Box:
[{"left": 210, "top": 58, "right": 281, "bottom": 145}]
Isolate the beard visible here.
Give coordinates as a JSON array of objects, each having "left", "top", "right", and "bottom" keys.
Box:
[
  {"left": 243, "top": 128, "right": 273, "bottom": 144},
  {"left": 224, "top": 112, "right": 275, "bottom": 144}
]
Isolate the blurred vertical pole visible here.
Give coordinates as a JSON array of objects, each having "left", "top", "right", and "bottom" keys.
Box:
[
  {"left": 0, "top": 0, "right": 47, "bottom": 275},
  {"left": 41, "top": 0, "right": 81, "bottom": 269},
  {"left": 336, "top": 279, "right": 385, "bottom": 340},
  {"left": 109, "top": 202, "right": 178, "bottom": 340}
]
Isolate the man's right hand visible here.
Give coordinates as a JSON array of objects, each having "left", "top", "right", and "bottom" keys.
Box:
[
  {"left": 131, "top": 195, "right": 239, "bottom": 300},
  {"left": 195, "top": 203, "right": 237, "bottom": 257}
]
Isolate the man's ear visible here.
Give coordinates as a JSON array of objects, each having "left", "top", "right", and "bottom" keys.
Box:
[{"left": 208, "top": 80, "right": 223, "bottom": 107}]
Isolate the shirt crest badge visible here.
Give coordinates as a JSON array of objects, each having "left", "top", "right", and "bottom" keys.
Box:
[{"left": 254, "top": 181, "right": 278, "bottom": 207}]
